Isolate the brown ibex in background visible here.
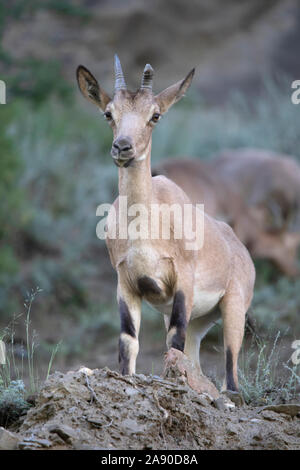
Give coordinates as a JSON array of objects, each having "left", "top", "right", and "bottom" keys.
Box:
[
  {"left": 76, "top": 56, "right": 255, "bottom": 393},
  {"left": 154, "top": 150, "right": 300, "bottom": 277},
  {"left": 211, "top": 149, "right": 300, "bottom": 277}
]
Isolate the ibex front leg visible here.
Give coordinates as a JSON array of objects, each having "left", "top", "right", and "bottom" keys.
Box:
[
  {"left": 167, "top": 291, "right": 188, "bottom": 351},
  {"left": 166, "top": 282, "right": 193, "bottom": 352},
  {"left": 118, "top": 289, "right": 141, "bottom": 375}
]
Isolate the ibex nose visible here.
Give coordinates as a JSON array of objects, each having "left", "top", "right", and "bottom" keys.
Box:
[{"left": 112, "top": 137, "right": 133, "bottom": 155}]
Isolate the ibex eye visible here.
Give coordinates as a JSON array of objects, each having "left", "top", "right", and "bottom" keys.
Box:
[
  {"left": 104, "top": 111, "right": 113, "bottom": 121},
  {"left": 151, "top": 113, "right": 161, "bottom": 123}
]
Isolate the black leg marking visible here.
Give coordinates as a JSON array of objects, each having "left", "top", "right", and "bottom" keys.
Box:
[
  {"left": 226, "top": 347, "right": 238, "bottom": 391},
  {"left": 119, "top": 298, "right": 135, "bottom": 337},
  {"left": 118, "top": 298, "right": 135, "bottom": 375},
  {"left": 137, "top": 276, "right": 161, "bottom": 297},
  {"left": 168, "top": 290, "right": 187, "bottom": 351},
  {"left": 118, "top": 337, "right": 129, "bottom": 375}
]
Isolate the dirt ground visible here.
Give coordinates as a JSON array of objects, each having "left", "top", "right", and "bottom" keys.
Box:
[{"left": 7, "top": 365, "right": 300, "bottom": 451}]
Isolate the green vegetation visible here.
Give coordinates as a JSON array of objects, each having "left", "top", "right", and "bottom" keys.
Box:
[
  {"left": 0, "top": 105, "right": 26, "bottom": 316},
  {"left": 239, "top": 332, "right": 300, "bottom": 405},
  {"left": 152, "top": 78, "right": 300, "bottom": 160},
  {"left": 252, "top": 277, "right": 300, "bottom": 336},
  {"left": 0, "top": 287, "right": 61, "bottom": 426},
  {"left": 0, "top": 379, "right": 29, "bottom": 427},
  {"left": 0, "top": 1, "right": 76, "bottom": 104}
]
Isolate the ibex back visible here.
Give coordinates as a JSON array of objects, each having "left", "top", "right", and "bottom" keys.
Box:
[
  {"left": 76, "top": 56, "right": 255, "bottom": 392},
  {"left": 153, "top": 156, "right": 300, "bottom": 277}
]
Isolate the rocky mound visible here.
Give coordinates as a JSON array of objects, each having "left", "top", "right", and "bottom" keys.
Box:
[{"left": 1, "top": 365, "right": 299, "bottom": 450}]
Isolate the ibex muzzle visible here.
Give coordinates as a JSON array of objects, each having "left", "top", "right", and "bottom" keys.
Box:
[{"left": 111, "top": 136, "right": 134, "bottom": 167}]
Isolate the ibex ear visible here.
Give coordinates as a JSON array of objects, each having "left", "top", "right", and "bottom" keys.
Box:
[
  {"left": 76, "top": 65, "right": 111, "bottom": 111},
  {"left": 155, "top": 68, "right": 195, "bottom": 114}
]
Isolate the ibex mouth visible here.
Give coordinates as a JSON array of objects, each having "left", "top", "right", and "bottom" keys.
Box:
[{"left": 112, "top": 156, "right": 134, "bottom": 168}]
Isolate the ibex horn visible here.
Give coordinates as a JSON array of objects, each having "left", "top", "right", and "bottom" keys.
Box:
[
  {"left": 114, "top": 54, "right": 127, "bottom": 91},
  {"left": 141, "top": 64, "right": 154, "bottom": 90}
]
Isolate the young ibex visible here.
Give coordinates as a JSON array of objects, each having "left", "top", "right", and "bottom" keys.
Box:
[{"left": 76, "top": 56, "right": 255, "bottom": 392}]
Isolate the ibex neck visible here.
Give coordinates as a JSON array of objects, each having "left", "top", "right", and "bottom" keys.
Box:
[{"left": 118, "top": 143, "right": 152, "bottom": 207}]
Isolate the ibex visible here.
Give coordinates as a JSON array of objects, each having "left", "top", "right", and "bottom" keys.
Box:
[
  {"left": 154, "top": 154, "right": 300, "bottom": 277},
  {"left": 76, "top": 56, "right": 255, "bottom": 393},
  {"left": 211, "top": 149, "right": 300, "bottom": 277}
]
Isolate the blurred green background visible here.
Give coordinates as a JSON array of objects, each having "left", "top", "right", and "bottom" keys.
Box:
[{"left": 0, "top": 0, "right": 300, "bottom": 381}]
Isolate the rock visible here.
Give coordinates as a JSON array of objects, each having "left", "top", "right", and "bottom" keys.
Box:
[
  {"left": 18, "top": 437, "right": 52, "bottom": 449},
  {"left": 48, "top": 433, "right": 66, "bottom": 446},
  {"left": 124, "top": 387, "right": 140, "bottom": 397},
  {"left": 72, "top": 442, "right": 109, "bottom": 450},
  {"left": 213, "top": 397, "right": 227, "bottom": 411},
  {"left": 192, "top": 393, "right": 213, "bottom": 407},
  {"left": 134, "top": 373, "right": 148, "bottom": 381},
  {"left": 252, "top": 432, "right": 263, "bottom": 441},
  {"left": 163, "top": 348, "right": 220, "bottom": 399},
  {"left": 260, "top": 410, "right": 285, "bottom": 422},
  {"left": 0, "top": 427, "right": 20, "bottom": 450},
  {"left": 56, "top": 376, "right": 90, "bottom": 401},
  {"left": 226, "top": 423, "right": 239, "bottom": 436},
  {"left": 213, "top": 394, "right": 236, "bottom": 411},
  {"left": 34, "top": 402, "right": 56, "bottom": 419},
  {"left": 78, "top": 366, "right": 94, "bottom": 376},
  {"left": 221, "top": 390, "right": 245, "bottom": 407},
  {"left": 239, "top": 417, "right": 248, "bottom": 422},
  {"left": 122, "top": 418, "right": 146, "bottom": 435},
  {"left": 260, "top": 404, "right": 300, "bottom": 418},
  {"left": 48, "top": 424, "right": 78, "bottom": 443}
]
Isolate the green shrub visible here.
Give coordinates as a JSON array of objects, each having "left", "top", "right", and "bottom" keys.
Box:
[
  {"left": 0, "top": 379, "right": 30, "bottom": 427},
  {"left": 0, "top": 287, "right": 61, "bottom": 427},
  {"left": 7, "top": 58, "right": 73, "bottom": 105},
  {"left": 239, "top": 332, "right": 300, "bottom": 405},
  {"left": 152, "top": 77, "right": 300, "bottom": 161},
  {"left": 252, "top": 277, "right": 300, "bottom": 336}
]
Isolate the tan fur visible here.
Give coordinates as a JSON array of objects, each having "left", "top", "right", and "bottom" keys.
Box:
[
  {"left": 76, "top": 61, "right": 255, "bottom": 391},
  {"left": 211, "top": 148, "right": 300, "bottom": 277},
  {"left": 154, "top": 153, "right": 300, "bottom": 277}
]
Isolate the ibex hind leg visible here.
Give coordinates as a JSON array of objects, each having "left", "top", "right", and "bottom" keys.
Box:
[
  {"left": 219, "top": 293, "right": 246, "bottom": 392},
  {"left": 184, "top": 309, "right": 221, "bottom": 373}
]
